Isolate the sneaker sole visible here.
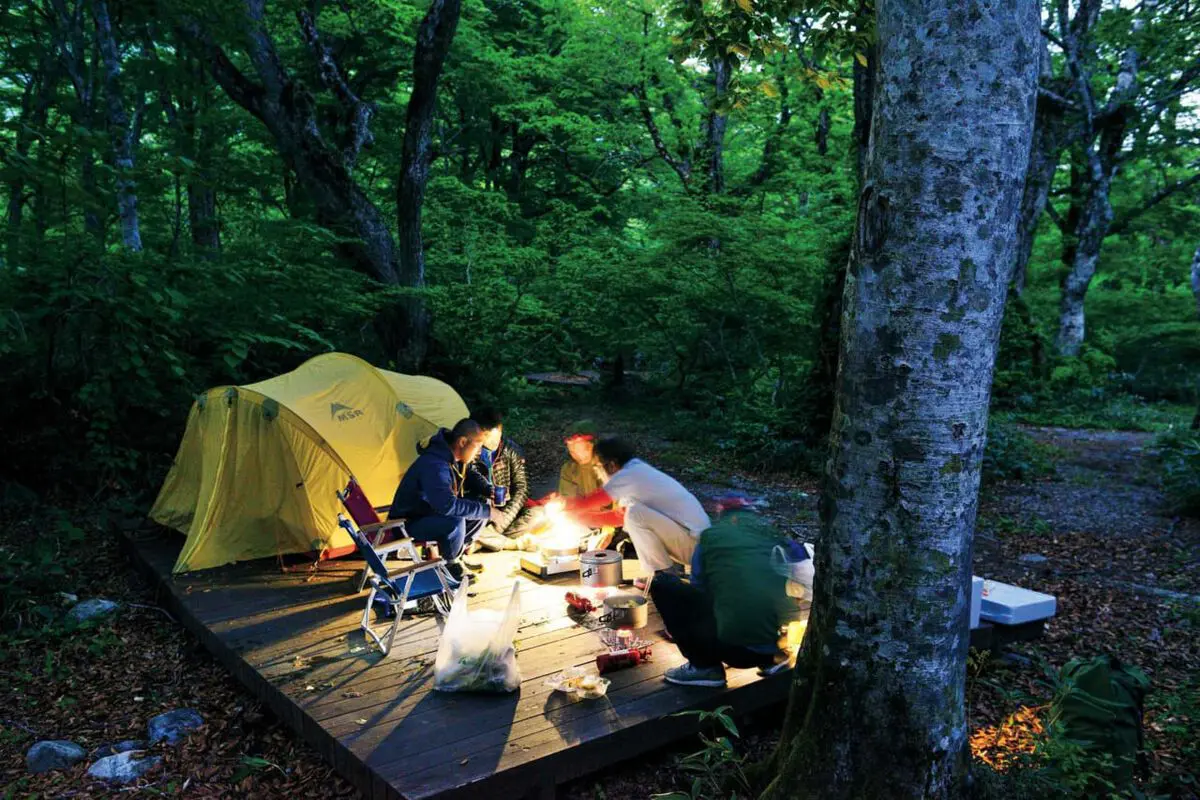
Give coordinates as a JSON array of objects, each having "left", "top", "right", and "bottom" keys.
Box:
[{"left": 664, "top": 675, "right": 726, "bottom": 688}]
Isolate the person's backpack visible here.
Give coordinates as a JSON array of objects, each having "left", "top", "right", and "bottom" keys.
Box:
[{"left": 1046, "top": 655, "right": 1150, "bottom": 788}]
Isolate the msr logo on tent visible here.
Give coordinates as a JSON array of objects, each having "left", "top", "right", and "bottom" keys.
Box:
[{"left": 330, "top": 402, "right": 364, "bottom": 422}]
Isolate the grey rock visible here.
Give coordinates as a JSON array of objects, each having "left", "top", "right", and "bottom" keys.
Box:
[
  {"left": 67, "top": 598, "right": 119, "bottom": 622},
  {"left": 1017, "top": 553, "right": 1048, "bottom": 565},
  {"left": 147, "top": 708, "right": 204, "bottom": 745},
  {"left": 93, "top": 739, "right": 146, "bottom": 759},
  {"left": 87, "top": 751, "right": 162, "bottom": 784},
  {"left": 26, "top": 740, "right": 87, "bottom": 773}
]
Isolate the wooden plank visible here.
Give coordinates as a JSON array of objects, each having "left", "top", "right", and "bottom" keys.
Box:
[{"left": 125, "top": 531, "right": 792, "bottom": 800}]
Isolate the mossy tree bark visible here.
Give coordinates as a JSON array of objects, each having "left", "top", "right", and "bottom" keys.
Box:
[{"left": 761, "top": 1, "right": 1040, "bottom": 797}]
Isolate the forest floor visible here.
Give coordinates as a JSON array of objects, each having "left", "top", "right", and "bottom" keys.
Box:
[{"left": 1, "top": 407, "right": 1197, "bottom": 799}]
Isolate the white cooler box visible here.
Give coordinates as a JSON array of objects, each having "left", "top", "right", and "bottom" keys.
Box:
[
  {"left": 970, "top": 576, "right": 983, "bottom": 629},
  {"left": 976, "top": 578, "right": 1056, "bottom": 625}
]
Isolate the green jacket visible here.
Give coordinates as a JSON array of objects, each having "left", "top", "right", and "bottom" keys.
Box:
[
  {"left": 696, "top": 511, "right": 790, "bottom": 648},
  {"left": 557, "top": 457, "right": 607, "bottom": 498}
]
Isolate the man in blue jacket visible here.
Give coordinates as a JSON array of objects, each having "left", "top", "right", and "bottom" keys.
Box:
[{"left": 388, "top": 419, "right": 503, "bottom": 581}]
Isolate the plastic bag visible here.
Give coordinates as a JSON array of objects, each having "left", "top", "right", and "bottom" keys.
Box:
[
  {"left": 772, "top": 542, "right": 815, "bottom": 599},
  {"left": 433, "top": 578, "right": 522, "bottom": 693}
]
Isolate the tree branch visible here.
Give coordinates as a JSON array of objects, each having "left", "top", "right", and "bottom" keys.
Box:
[
  {"left": 296, "top": 8, "right": 375, "bottom": 170},
  {"left": 631, "top": 85, "right": 691, "bottom": 190},
  {"left": 1109, "top": 164, "right": 1200, "bottom": 235},
  {"left": 176, "top": 20, "right": 265, "bottom": 119}
]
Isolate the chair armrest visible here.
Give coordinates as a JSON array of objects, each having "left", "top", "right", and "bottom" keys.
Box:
[
  {"left": 360, "top": 519, "right": 406, "bottom": 536},
  {"left": 387, "top": 559, "right": 444, "bottom": 578},
  {"left": 375, "top": 540, "right": 415, "bottom": 557}
]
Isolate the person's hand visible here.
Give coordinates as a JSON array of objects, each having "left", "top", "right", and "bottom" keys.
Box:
[{"left": 489, "top": 507, "right": 505, "bottom": 527}]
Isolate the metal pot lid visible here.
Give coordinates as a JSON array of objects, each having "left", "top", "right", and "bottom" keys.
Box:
[{"left": 580, "top": 549, "right": 622, "bottom": 564}]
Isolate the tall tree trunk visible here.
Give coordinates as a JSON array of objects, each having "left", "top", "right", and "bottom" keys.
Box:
[
  {"left": 1192, "top": 243, "right": 1200, "bottom": 429},
  {"left": 1012, "top": 38, "right": 1069, "bottom": 294},
  {"left": 762, "top": 0, "right": 1039, "bottom": 797},
  {"left": 51, "top": 0, "right": 102, "bottom": 240},
  {"left": 396, "top": 0, "right": 463, "bottom": 370},
  {"left": 94, "top": 0, "right": 142, "bottom": 251},
  {"left": 851, "top": 0, "right": 876, "bottom": 185},
  {"left": 185, "top": 72, "right": 220, "bottom": 256},
  {"left": 1055, "top": 3, "right": 1146, "bottom": 356},
  {"left": 5, "top": 57, "right": 59, "bottom": 266},
  {"left": 703, "top": 53, "right": 732, "bottom": 195}
]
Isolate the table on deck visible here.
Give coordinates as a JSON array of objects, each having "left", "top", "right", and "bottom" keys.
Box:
[{"left": 126, "top": 533, "right": 791, "bottom": 800}]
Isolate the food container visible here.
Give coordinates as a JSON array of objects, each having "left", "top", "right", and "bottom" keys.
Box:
[
  {"left": 580, "top": 550, "right": 622, "bottom": 587},
  {"left": 600, "top": 593, "right": 648, "bottom": 629}
]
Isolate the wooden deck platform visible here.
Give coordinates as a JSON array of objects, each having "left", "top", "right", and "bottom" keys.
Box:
[{"left": 126, "top": 532, "right": 791, "bottom": 800}]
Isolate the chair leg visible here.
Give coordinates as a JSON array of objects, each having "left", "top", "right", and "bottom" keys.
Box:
[
  {"left": 382, "top": 575, "right": 414, "bottom": 658},
  {"left": 357, "top": 565, "right": 371, "bottom": 593}
]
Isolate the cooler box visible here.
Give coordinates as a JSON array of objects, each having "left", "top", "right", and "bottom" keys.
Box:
[
  {"left": 979, "top": 579, "right": 1056, "bottom": 625},
  {"left": 970, "top": 576, "right": 984, "bottom": 629}
]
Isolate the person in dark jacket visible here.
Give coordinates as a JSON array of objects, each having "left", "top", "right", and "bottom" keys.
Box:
[
  {"left": 470, "top": 408, "right": 537, "bottom": 551},
  {"left": 387, "top": 419, "right": 503, "bottom": 581}
]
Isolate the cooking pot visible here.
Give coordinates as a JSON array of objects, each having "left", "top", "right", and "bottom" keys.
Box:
[
  {"left": 601, "top": 593, "right": 648, "bottom": 629},
  {"left": 580, "top": 550, "right": 622, "bottom": 587}
]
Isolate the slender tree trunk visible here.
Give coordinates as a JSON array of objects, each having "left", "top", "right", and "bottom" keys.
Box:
[
  {"left": 94, "top": 0, "right": 142, "bottom": 251},
  {"left": 396, "top": 0, "right": 463, "bottom": 370},
  {"left": 762, "top": 1, "right": 1039, "bottom": 797},
  {"left": 1012, "top": 39, "right": 1069, "bottom": 294},
  {"left": 1055, "top": 3, "right": 1147, "bottom": 356},
  {"left": 1192, "top": 243, "right": 1200, "bottom": 429},
  {"left": 5, "top": 59, "right": 59, "bottom": 266},
  {"left": 704, "top": 53, "right": 732, "bottom": 195},
  {"left": 851, "top": 1, "right": 876, "bottom": 185}
]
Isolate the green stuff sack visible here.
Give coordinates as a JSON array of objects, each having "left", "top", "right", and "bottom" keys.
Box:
[{"left": 1047, "top": 655, "right": 1150, "bottom": 789}]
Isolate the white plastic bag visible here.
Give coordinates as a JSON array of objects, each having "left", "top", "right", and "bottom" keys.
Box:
[
  {"left": 434, "top": 578, "right": 522, "bottom": 693},
  {"left": 772, "top": 542, "right": 815, "bottom": 599}
]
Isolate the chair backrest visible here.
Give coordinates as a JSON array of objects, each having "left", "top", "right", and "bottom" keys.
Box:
[
  {"left": 338, "top": 478, "right": 382, "bottom": 526},
  {"left": 338, "top": 515, "right": 391, "bottom": 583}
]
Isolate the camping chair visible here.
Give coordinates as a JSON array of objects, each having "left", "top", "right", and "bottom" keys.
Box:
[
  {"left": 337, "top": 514, "right": 456, "bottom": 657},
  {"left": 337, "top": 478, "right": 424, "bottom": 592}
]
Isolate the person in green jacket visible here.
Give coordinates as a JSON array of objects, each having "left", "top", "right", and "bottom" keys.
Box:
[{"left": 654, "top": 493, "right": 798, "bottom": 687}]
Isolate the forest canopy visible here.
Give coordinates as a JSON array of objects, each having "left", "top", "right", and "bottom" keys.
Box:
[{"left": 0, "top": 0, "right": 1197, "bottom": 500}]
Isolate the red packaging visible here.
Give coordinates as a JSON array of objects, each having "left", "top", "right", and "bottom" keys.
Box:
[
  {"left": 565, "top": 591, "right": 595, "bottom": 613},
  {"left": 595, "top": 645, "right": 653, "bottom": 674}
]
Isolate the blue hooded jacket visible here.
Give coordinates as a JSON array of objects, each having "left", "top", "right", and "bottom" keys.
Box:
[{"left": 387, "top": 429, "right": 491, "bottom": 521}]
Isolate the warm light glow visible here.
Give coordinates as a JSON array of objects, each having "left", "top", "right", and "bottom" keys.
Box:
[
  {"left": 969, "top": 705, "right": 1046, "bottom": 770},
  {"left": 532, "top": 502, "right": 587, "bottom": 553},
  {"left": 785, "top": 619, "right": 808, "bottom": 651}
]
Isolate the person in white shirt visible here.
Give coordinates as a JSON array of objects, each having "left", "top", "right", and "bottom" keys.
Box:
[{"left": 563, "top": 437, "right": 711, "bottom": 575}]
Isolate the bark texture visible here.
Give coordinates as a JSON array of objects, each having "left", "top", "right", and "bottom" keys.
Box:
[
  {"left": 396, "top": 0, "right": 463, "bottom": 370},
  {"left": 94, "top": 0, "right": 142, "bottom": 251},
  {"left": 763, "top": 0, "right": 1040, "bottom": 797}
]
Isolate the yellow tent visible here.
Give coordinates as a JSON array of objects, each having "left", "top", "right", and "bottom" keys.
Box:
[{"left": 150, "top": 353, "right": 469, "bottom": 574}]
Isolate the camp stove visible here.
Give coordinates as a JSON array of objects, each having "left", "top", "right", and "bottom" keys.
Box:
[
  {"left": 520, "top": 548, "right": 581, "bottom": 578},
  {"left": 519, "top": 506, "right": 588, "bottom": 578}
]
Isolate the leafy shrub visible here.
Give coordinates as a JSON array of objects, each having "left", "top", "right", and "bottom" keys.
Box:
[
  {"left": 983, "top": 418, "right": 1054, "bottom": 483},
  {"left": 0, "top": 230, "right": 382, "bottom": 498},
  {"left": 1157, "top": 427, "right": 1200, "bottom": 516}
]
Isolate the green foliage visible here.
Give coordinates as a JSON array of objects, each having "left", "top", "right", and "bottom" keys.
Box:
[
  {"left": 982, "top": 418, "right": 1055, "bottom": 483},
  {"left": 654, "top": 706, "right": 752, "bottom": 800},
  {"left": 1156, "top": 427, "right": 1200, "bottom": 517},
  {"left": 0, "top": 510, "right": 85, "bottom": 639},
  {"left": 0, "top": 230, "right": 380, "bottom": 494}
]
